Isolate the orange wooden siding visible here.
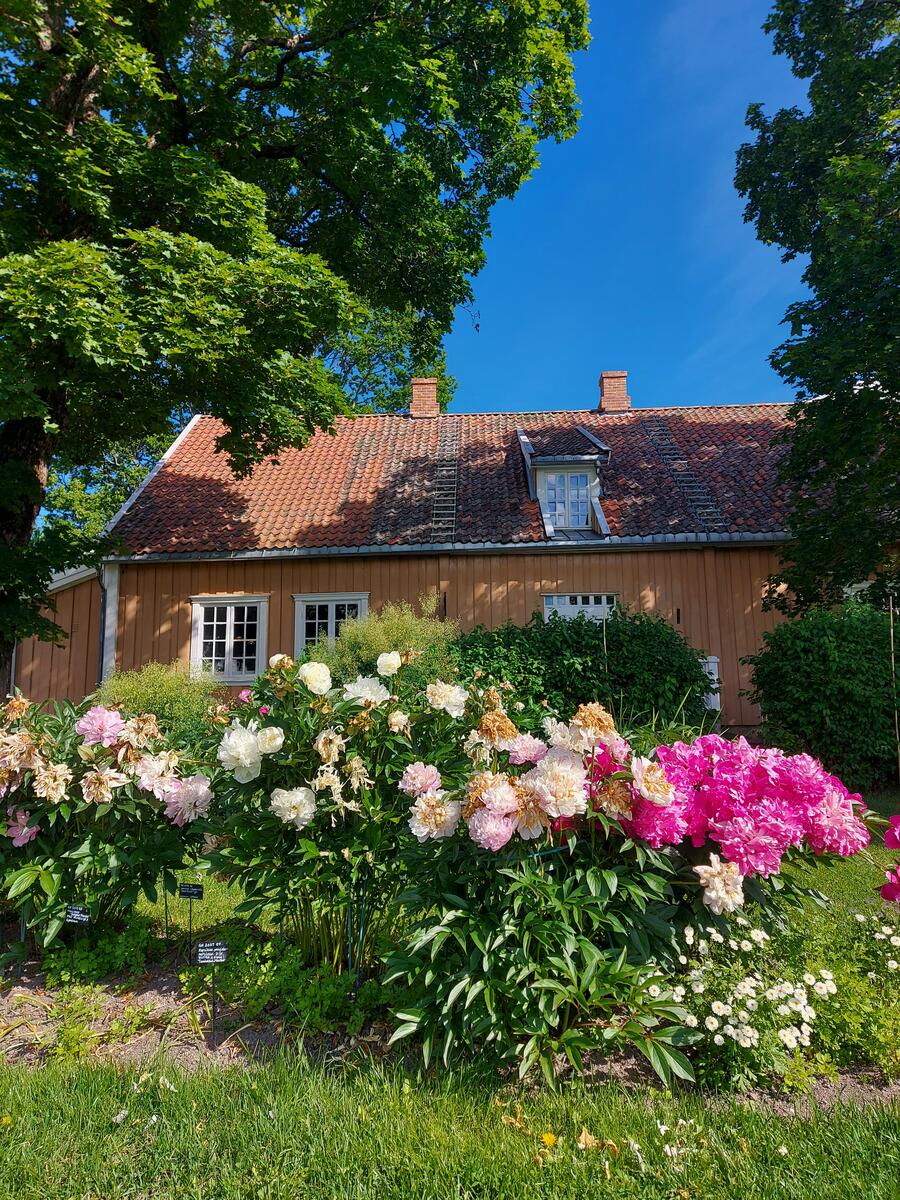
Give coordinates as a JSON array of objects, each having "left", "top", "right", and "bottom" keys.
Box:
[
  {"left": 13, "top": 549, "right": 780, "bottom": 724},
  {"left": 13, "top": 577, "right": 102, "bottom": 705},
  {"left": 108, "top": 547, "right": 779, "bottom": 725}
]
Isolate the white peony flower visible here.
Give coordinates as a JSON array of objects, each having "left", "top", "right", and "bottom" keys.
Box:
[
  {"left": 297, "top": 661, "right": 332, "bottom": 696},
  {"left": 376, "top": 651, "right": 402, "bottom": 677},
  {"left": 523, "top": 747, "right": 587, "bottom": 819},
  {"left": 387, "top": 710, "right": 411, "bottom": 735},
  {"left": 270, "top": 786, "right": 316, "bottom": 830},
  {"left": 343, "top": 676, "right": 390, "bottom": 705},
  {"left": 629, "top": 755, "right": 675, "bottom": 807},
  {"left": 217, "top": 720, "right": 263, "bottom": 783},
  {"left": 425, "top": 680, "right": 469, "bottom": 719},
  {"left": 408, "top": 791, "right": 461, "bottom": 842},
  {"left": 256, "top": 726, "right": 285, "bottom": 755},
  {"left": 693, "top": 854, "right": 744, "bottom": 915}
]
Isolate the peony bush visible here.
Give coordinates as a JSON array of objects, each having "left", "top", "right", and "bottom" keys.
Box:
[
  {"left": 3, "top": 645, "right": 899, "bottom": 1085},
  {"left": 0, "top": 693, "right": 211, "bottom": 943}
]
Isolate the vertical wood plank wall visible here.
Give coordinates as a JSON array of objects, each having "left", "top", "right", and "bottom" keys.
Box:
[
  {"left": 13, "top": 549, "right": 780, "bottom": 724},
  {"left": 13, "top": 578, "right": 102, "bottom": 703},
  {"left": 106, "top": 547, "right": 779, "bottom": 725}
]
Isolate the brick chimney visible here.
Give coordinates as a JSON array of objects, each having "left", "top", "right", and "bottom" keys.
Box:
[
  {"left": 410, "top": 376, "right": 440, "bottom": 418},
  {"left": 598, "top": 370, "right": 631, "bottom": 412}
]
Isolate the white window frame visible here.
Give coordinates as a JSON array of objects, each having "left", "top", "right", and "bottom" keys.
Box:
[
  {"left": 293, "top": 592, "right": 369, "bottom": 654},
  {"left": 542, "top": 592, "right": 617, "bottom": 622},
  {"left": 536, "top": 469, "right": 596, "bottom": 529},
  {"left": 190, "top": 595, "right": 269, "bottom": 683}
]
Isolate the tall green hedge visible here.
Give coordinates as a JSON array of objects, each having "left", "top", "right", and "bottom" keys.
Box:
[
  {"left": 745, "top": 601, "right": 899, "bottom": 789},
  {"left": 455, "top": 610, "right": 711, "bottom": 726}
]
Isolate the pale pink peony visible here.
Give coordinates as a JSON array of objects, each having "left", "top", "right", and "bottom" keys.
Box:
[
  {"left": 506, "top": 734, "right": 549, "bottom": 766},
  {"left": 163, "top": 775, "right": 213, "bottom": 826},
  {"left": 480, "top": 776, "right": 519, "bottom": 816},
  {"left": 399, "top": 762, "right": 442, "bottom": 797},
  {"left": 75, "top": 705, "right": 126, "bottom": 747},
  {"left": 6, "top": 807, "right": 38, "bottom": 846},
  {"left": 467, "top": 806, "right": 515, "bottom": 852}
]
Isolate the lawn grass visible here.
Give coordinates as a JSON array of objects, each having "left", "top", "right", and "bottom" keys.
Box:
[{"left": 0, "top": 1056, "right": 898, "bottom": 1200}]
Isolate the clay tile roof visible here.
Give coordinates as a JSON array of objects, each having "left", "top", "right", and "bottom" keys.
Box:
[{"left": 110, "top": 404, "right": 792, "bottom": 556}]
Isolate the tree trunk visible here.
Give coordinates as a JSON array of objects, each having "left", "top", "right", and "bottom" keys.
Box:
[{"left": 0, "top": 414, "right": 58, "bottom": 692}]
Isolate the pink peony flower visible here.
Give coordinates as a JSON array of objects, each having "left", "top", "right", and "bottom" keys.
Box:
[
  {"left": 881, "top": 868, "right": 900, "bottom": 905},
  {"left": 399, "top": 761, "right": 443, "bottom": 797},
  {"left": 507, "top": 734, "right": 548, "bottom": 765},
  {"left": 6, "top": 807, "right": 38, "bottom": 846},
  {"left": 237, "top": 689, "right": 253, "bottom": 704},
  {"left": 884, "top": 814, "right": 900, "bottom": 851},
  {"left": 481, "top": 776, "right": 519, "bottom": 816},
  {"left": 163, "top": 774, "right": 213, "bottom": 827},
  {"left": 75, "top": 705, "right": 126, "bottom": 747},
  {"left": 467, "top": 806, "right": 515, "bottom": 852},
  {"left": 259, "top": 706, "right": 270, "bottom": 716}
]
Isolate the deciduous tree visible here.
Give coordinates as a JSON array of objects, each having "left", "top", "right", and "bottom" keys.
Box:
[{"left": 736, "top": 0, "right": 899, "bottom": 610}]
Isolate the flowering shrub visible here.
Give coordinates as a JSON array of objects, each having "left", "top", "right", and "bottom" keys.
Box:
[
  {"left": 204, "top": 655, "right": 474, "bottom": 973},
  {"left": 0, "top": 693, "right": 210, "bottom": 943}
]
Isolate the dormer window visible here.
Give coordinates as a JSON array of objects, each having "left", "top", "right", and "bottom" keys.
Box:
[{"left": 537, "top": 470, "right": 592, "bottom": 529}]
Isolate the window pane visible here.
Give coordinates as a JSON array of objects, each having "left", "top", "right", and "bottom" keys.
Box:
[
  {"left": 304, "top": 602, "right": 330, "bottom": 645},
  {"left": 567, "top": 473, "right": 590, "bottom": 527}
]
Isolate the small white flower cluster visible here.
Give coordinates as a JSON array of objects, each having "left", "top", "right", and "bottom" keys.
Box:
[{"left": 851, "top": 911, "right": 900, "bottom": 975}]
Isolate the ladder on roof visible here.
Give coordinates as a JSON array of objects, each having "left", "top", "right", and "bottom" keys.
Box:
[
  {"left": 431, "top": 417, "right": 461, "bottom": 543},
  {"left": 639, "top": 415, "right": 729, "bottom": 532}
]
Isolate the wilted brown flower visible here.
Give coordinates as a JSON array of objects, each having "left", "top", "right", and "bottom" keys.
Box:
[
  {"left": 597, "top": 778, "right": 633, "bottom": 820},
  {"left": 571, "top": 702, "right": 617, "bottom": 742},
  {"left": 208, "top": 703, "right": 232, "bottom": 726},
  {"left": 482, "top": 686, "right": 504, "bottom": 712},
  {"left": 478, "top": 710, "right": 518, "bottom": 747},
  {"left": 2, "top": 695, "right": 30, "bottom": 723},
  {"left": 463, "top": 770, "right": 505, "bottom": 820}
]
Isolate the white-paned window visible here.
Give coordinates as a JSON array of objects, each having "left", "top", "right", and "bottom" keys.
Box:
[
  {"left": 190, "top": 595, "right": 269, "bottom": 682},
  {"left": 543, "top": 593, "right": 617, "bottom": 622},
  {"left": 537, "top": 470, "right": 592, "bottom": 528},
  {"left": 293, "top": 593, "right": 369, "bottom": 651}
]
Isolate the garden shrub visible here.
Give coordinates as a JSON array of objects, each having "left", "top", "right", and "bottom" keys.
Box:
[
  {"left": 0, "top": 695, "right": 213, "bottom": 943},
  {"left": 42, "top": 915, "right": 160, "bottom": 987},
  {"left": 455, "top": 610, "right": 711, "bottom": 726},
  {"left": 307, "top": 594, "right": 459, "bottom": 691},
  {"left": 745, "top": 600, "right": 898, "bottom": 789},
  {"left": 97, "top": 661, "right": 225, "bottom": 750}
]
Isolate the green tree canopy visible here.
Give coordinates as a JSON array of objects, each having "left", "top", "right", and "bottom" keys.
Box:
[
  {"left": 735, "top": 0, "right": 899, "bottom": 611},
  {"left": 0, "top": 0, "right": 588, "bottom": 669}
]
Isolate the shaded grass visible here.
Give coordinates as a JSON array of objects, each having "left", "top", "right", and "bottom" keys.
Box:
[{"left": 0, "top": 1056, "right": 898, "bottom": 1200}]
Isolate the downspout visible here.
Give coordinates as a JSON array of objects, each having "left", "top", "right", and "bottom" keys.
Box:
[{"left": 98, "top": 562, "right": 120, "bottom": 683}]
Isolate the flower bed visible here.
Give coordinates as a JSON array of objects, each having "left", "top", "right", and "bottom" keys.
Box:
[{"left": 2, "top": 653, "right": 898, "bottom": 1087}]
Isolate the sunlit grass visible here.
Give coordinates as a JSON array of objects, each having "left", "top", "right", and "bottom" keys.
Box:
[{"left": 0, "top": 1056, "right": 898, "bottom": 1200}]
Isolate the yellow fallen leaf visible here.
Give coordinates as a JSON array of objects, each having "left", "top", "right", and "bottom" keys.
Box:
[{"left": 577, "top": 1127, "right": 600, "bottom": 1151}]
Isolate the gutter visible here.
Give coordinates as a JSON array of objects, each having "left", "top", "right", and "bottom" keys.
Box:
[{"left": 106, "top": 530, "right": 791, "bottom": 565}]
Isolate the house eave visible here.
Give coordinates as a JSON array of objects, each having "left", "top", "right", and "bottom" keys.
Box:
[{"left": 108, "top": 530, "right": 791, "bottom": 565}]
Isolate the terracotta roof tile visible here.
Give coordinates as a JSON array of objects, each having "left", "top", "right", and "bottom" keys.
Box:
[{"left": 111, "top": 405, "right": 792, "bottom": 555}]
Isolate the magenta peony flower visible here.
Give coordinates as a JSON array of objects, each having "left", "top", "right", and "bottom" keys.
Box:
[
  {"left": 507, "top": 734, "right": 548, "bottom": 765},
  {"left": 881, "top": 868, "right": 900, "bottom": 905},
  {"left": 75, "top": 705, "right": 126, "bottom": 747},
  {"left": 6, "top": 807, "right": 38, "bottom": 846},
  {"left": 399, "top": 762, "right": 442, "bottom": 797},
  {"left": 467, "top": 806, "right": 515, "bottom": 852},
  {"left": 884, "top": 814, "right": 900, "bottom": 851}
]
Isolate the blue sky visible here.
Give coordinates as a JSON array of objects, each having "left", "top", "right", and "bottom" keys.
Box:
[{"left": 446, "top": 0, "right": 808, "bottom": 414}]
